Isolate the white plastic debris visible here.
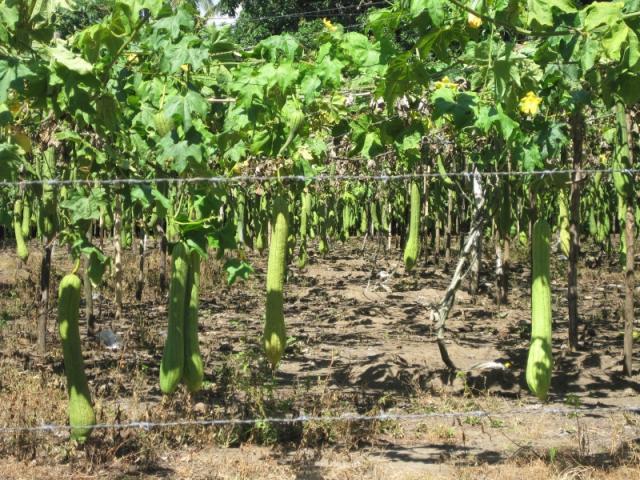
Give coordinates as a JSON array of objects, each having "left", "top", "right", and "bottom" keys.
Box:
[
  {"left": 97, "top": 329, "right": 120, "bottom": 350},
  {"left": 467, "top": 361, "right": 509, "bottom": 372}
]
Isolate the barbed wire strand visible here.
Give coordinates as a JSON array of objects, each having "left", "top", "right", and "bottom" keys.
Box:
[
  {"left": 1, "top": 405, "right": 638, "bottom": 435},
  {"left": 0, "top": 168, "right": 638, "bottom": 189},
  {"left": 205, "top": 1, "right": 388, "bottom": 23},
  {"left": 210, "top": 11, "right": 368, "bottom": 22}
]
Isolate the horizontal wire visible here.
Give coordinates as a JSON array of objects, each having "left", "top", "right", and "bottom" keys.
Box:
[
  {"left": 1, "top": 404, "right": 638, "bottom": 435},
  {"left": 206, "top": 1, "right": 388, "bottom": 23},
  {"left": 209, "top": 11, "right": 367, "bottom": 22},
  {"left": 0, "top": 168, "right": 637, "bottom": 189},
  {"left": 207, "top": 19, "right": 372, "bottom": 58}
]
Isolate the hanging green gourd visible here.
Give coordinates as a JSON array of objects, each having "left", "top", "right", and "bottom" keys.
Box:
[
  {"left": 160, "top": 242, "right": 189, "bottom": 394},
  {"left": 183, "top": 249, "right": 204, "bottom": 392},
  {"left": 526, "top": 219, "right": 553, "bottom": 401},
  {"left": 14, "top": 199, "right": 29, "bottom": 262},
  {"left": 403, "top": 181, "right": 421, "bottom": 271},
  {"left": 557, "top": 189, "right": 570, "bottom": 257},
  {"left": 58, "top": 272, "right": 96, "bottom": 442},
  {"left": 263, "top": 193, "right": 289, "bottom": 368}
]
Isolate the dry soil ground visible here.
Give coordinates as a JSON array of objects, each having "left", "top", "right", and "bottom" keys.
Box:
[{"left": 0, "top": 236, "right": 638, "bottom": 479}]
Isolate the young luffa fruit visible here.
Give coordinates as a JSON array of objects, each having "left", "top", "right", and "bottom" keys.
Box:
[
  {"left": 526, "top": 219, "right": 553, "bottom": 401},
  {"left": 183, "top": 250, "right": 204, "bottom": 392},
  {"left": 263, "top": 194, "right": 289, "bottom": 368},
  {"left": 403, "top": 181, "right": 420, "bottom": 271},
  {"left": 160, "top": 242, "right": 188, "bottom": 393},
  {"left": 13, "top": 199, "right": 29, "bottom": 262},
  {"left": 58, "top": 273, "right": 96, "bottom": 442}
]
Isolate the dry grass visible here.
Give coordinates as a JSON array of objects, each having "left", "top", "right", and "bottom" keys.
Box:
[{"left": 0, "top": 239, "right": 639, "bottom": 478}]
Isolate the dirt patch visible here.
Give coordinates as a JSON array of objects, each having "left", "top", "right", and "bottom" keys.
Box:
[{"left": 0, "top": 237, "right": 638, "bottom": 478}]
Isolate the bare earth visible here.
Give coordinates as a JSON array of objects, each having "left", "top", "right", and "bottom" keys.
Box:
[{"left": 0, "top": 236, "right": 638, "bottom": 479}]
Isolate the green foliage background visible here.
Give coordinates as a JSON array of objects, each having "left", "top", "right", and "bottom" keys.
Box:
[{"left": 214, "top": 0, "right": 371, "bottom": 46}]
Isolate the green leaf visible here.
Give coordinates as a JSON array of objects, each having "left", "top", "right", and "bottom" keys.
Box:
[
  {"left": 583, "top": 2, "right": 624, "bottom": 31},
  {"left": 157, "top": 137, "right": 203, "bottom": 174},
  {"left": 612, "top": 71, "right": 640, "bottom": 104},
  {"left": 360, "top": 131, "right": 383, "bottom": 158},
  {"left": 0, "top": 3, "right": 19, "bottom": 43},
  {"left": 383, "top": 52, "right": 428, "bottom": 105},
  {"left": 224, "top": 258, "right": 254, "bottom": 285},
  {"left": 80, "top": 245, "right": 110, "bottom": 287},
  {"left": 164, "top": 91, "right": 208, "bottom": 132},
  {"left": 160, "top": 41, "right": 209, "bottom": 73},
  {"left": 628, "top": 29, "right": 640, "bottom": 67},
  {"left": 409, "top": 0, "right": 445, "bottom": 26},
  {"left": 273, "top": 63, "right": 300, "bottom": 95},
  {"left": 580, "top": 37, "right": 600, "bottom": 71},
  {"left": 416, "top": 28, "right": 446, "bottom": 58},
  {"left": 0, "top": 103, "right": 12, "bottom": 126},
  {"left": 151, "top": 188, "right": 172, "bottom": 210},
  {"left": 59, "top": 188, "right": 106, "bottom": 223},
  {"left": 74, "top": 23, "right": 125, "bottom": 64},
  {"left": 522, "top": 144, "right": 542, "bottom": 171},
  {"left": 185, "top": 237, "right": 208, "bottom": 259},
  {"left": 48, "top": 46, "right": 93, "bottom": 75},
  {"left": 225, "top": 140, "right": 248, "bottom": 162},
  {"left": 493, "top": 58, "right": 521, "bottom": 103},
  {"left": 397, "top": 130, "right": 422, "bottom": 162},
  {"left": 153, "top": 8, "right": 194, "bottom": 39},
  {"left": 208, "top": 220, "right": 237, "bottom": 253},
  {"left": 432, "top": 89, "right": 478, "bottom": 128},
  {"left": 603, "top": 21, "right": 630, "bottom": 61},
  {"left": 340, "top": 33, "right": 380, "bottom": 68},
  {"left": 474, "top": 107, "right": 518, "bottom": 140},
  {"left": 115, "top": 0, "right": 163, "bottom": 26},
  {"left": 0, "top": 143, "right": 22, "bottom": 181},
  {"left": 314, "top": 56, "right": 344, "bottom": 86},
  {"left": 130, "top": 185, "right": 154, "bottom": 208},
  {"left": 0, "top": 58, "right": 32, "bottom": 102},
  {"left": 300, "top": 75, "right": 322, "bottom": 102},
  {"left": 494, "top": 110, "right": 519, "bottom": 140},
  {"left": 527, "top": 0, "right": 576, "bottom": 28},
  {"left": 367, "top": 8, "right": 400, "bottom": 38},
  {"left": 95, "top": 94, "right": 119, "bottom": 132},
  {"left": 253, "top": 34, "right": 301, "bottom": 62}
]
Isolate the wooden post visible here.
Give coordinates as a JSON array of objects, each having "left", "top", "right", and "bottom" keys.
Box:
[
  {"left": 623, "top": 110, "right": 635, "bottom": 376},
  {"left": 568, "top": 111, "right": 584, "bottom": 350}
]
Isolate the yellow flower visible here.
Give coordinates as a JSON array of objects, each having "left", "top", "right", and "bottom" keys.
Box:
[
  {"left": 519, "top": 91, "right": 542, "bottom": 116},
  {"left": 467, "top": 12, "right": 482, "bottom": 29},
  {"left": 322, "top": 18, "right": 337, "bottom": 32},
  {"left": 181, "top": 64, "right": 190, "bottom": 72},
  {"left": 434, "top": 76, "right": 458, "bottom": 90}
]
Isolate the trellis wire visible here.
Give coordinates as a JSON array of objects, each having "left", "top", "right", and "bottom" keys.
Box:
[
  {"left": 1, "top": 405, "right": 638, "bottom": 435},
  {"left": 0, "top": 168, "right": 638, "bottom": 189},
  {"left": 204, "top": 1, "right": 387, "bottom": 23}
]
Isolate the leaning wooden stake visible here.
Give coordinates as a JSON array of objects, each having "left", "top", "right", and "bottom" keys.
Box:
[
  {"left": 431, "top": 167, "right": 485, "bottom": 371},
  {"left": 83, "top": 227, "right": 96, "bottom": 337},
  {"left": 494, "top": 225, "right": 504, "bottom": 309},
  {"left": 113, "top": 194, "right": 123, "bottom": 328},
  {"left": 623, "top": 109, "right": 636, "bottom": 376},
  {"left": 568, "top": 110, "right": 584, "bottom": 351},
  {"left": 135, "top": 232, "right": 147, "bottom": 301},
  {"left": 37, "top": 242, "right": 52, "bottom": 355}
]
